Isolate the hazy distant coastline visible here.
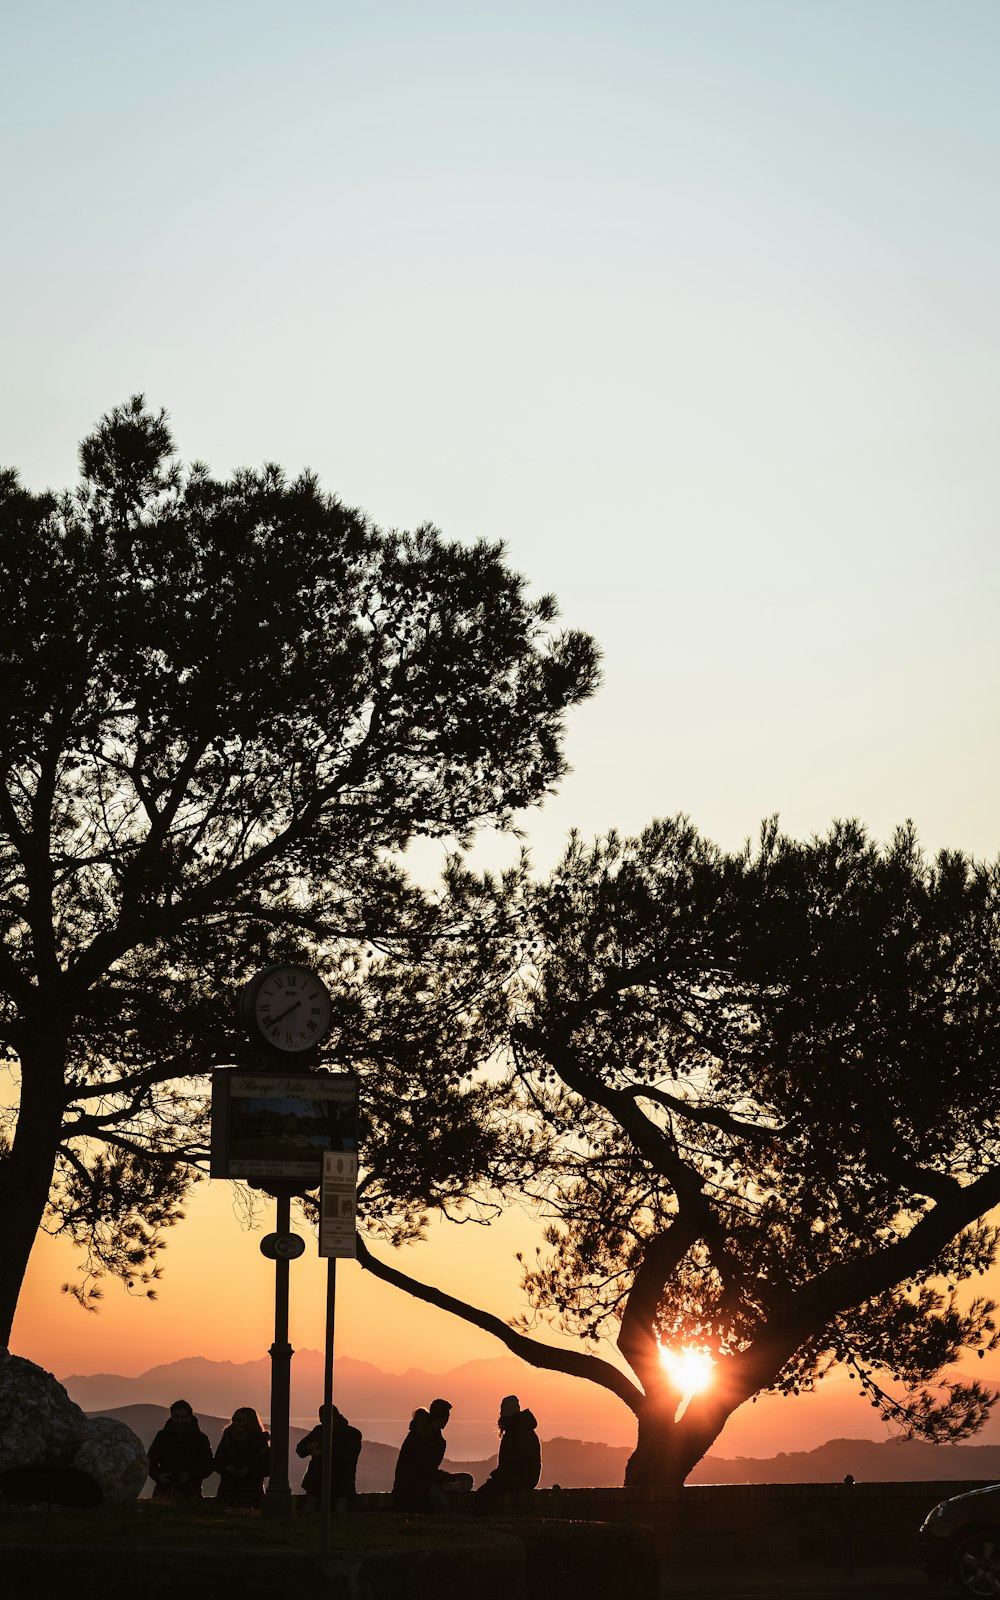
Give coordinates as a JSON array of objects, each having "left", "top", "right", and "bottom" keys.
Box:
[
  {"left": 57, "top": 1351, "right": 1000, "bottom": 1490},
  {"left": 59, "top": 1349, "right": 636, "bottom": 1459},
  {"left": 93, "top": 1399, "right": 1000, "bottom": 1493}
]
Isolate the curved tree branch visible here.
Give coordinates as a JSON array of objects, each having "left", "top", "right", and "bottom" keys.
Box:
[{"left": 355, "top": 1233, "right": 643, "bottom": 1414}]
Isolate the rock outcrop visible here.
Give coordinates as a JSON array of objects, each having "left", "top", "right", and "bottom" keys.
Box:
[
  {"left": 0, "top": 1350, "right": 147, "bottom": 1503},
  {"left": 72, "top": 1414, "right": 148, "bottom": 1503}
]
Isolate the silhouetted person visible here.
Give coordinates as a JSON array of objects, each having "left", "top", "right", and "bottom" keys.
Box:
[
  {"left": 428, "top": 1396, "right": 473, "bottom": 1495},
  {"left": 296, "top": 1403, "right": 362, "bottom": 1511},
  {"left": 213, "top": 1406, "right": 270, "bottom": 1507},
  {"left": 148, "top": 1398, "right": 214, "bottom": 1499},
  {"left": 392, "top": 1408, "right": 448, "bottom": 1513},
  {"left": 476, "top": 1395, "right": 541, "bottom": 1504},
  {"left": 392, "top": 1397, "right": 473, "bottom": 1513}
]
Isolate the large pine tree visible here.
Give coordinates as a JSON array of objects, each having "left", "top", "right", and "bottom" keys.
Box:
[{"left": 0, "top": 397, "right": 599, "bottom": 1343}]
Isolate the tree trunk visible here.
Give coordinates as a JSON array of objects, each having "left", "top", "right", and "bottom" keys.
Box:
[
  {"left": 0, "top": 1041, "right": 66, "bottom": 1348},
  {"left": 623, "top": 1379, "right": 745, "bottom": 1489},
  {"left": 0, "top": 1159, "right": 56, "bottom": 1349},
  {"left": 624, "top": 1399, "right": 690, "bottom": 1489}
]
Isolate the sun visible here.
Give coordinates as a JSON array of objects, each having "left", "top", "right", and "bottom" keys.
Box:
[{"left": 659, "top": 1344, "right": 716, "bottom": 1399}]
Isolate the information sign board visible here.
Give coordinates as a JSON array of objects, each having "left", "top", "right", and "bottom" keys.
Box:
[
  {"left": 319, "top": 1151, "right": 358, "bottom": 1258},
  {"left": 210, "top": 1069, "right": 359, "bottom": 1182}
]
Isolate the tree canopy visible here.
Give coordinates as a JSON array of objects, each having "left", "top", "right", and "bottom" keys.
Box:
[
  {"left": 0, "top": 396, "right": 599, "bottom": 1343},
  {"left": 359, "top": 816, "right": 1000, "bottom": 1486}
]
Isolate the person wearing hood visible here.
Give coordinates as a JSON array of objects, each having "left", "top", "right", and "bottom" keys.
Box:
[
  {"left": 296, "top": 1403, "right": 362, "bottom": 1512},
  {"left": 147, "top": 1399, "right": 214, "bottom": 1499},
  {"left": 476, "top": 1396, "right": 541, "bottom": 1503}
]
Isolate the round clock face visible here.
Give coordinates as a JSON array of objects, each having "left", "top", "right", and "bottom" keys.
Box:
[{"left": 252, "top": 966, "right": 332, "bottom": 1053}]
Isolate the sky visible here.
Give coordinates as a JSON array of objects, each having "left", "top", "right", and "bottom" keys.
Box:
[{"left": 5, "top": 1, "right": 1000, "bottom": 1446}]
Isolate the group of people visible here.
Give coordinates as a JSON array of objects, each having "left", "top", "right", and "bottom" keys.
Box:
[
  {"left": 147, "top": 1392, "right": 541, "bottom": 1513},
  {"left": 149, "top": 1400, "right": 271, "bottom": 1506},
  {"left": 392, "top": 1394, "right": 540, "bottom": 1513}
]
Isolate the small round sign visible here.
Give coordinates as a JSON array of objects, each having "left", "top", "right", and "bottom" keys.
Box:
[{"left": 259, "top": 1232, "right": 306, "bottom": 1260}]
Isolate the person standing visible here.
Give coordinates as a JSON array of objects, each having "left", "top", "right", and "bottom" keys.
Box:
[
  {"left": 147, "top": 1399, "right": 214, "bottom": 1500},
  {"left": 475, "top": 1395, "right": 541, "bottom": 1504},
  {"left": 296, "top": 1403, "right": 362, "bottom": 1511},
  {"left": 213, "top": 1406, "right": 270, "bottom": 1507}
]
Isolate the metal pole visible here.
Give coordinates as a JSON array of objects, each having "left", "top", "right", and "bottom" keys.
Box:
[
  {"left": 263, "top": 1190, "right": 294, "bottom": 1518},
  {"left": 320, "top": 1255, "right": 337, "bottom": 1555}
]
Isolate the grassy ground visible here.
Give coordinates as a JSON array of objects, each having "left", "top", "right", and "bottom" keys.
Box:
[{"left": 0, "top": 1497, "right": 489, "bottom": 1552}]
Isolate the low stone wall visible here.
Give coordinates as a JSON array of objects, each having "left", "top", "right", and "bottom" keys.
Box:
[
  {"left": 488, "top": 1515, "right": 658, "bottom": 1599},
  {"left": 5, "top": 1482, "right": 975, "bottom": 1597},
  {"left": 358, "top": 1477, "right": 990, "bottom": 1569}
]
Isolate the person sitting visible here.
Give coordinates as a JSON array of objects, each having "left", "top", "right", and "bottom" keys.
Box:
[
  {"left": 296, "top": 1403, "right": 362, "bottom": 1512},
  {"left": 147, "top": 1398, "right": 214, "bottom": 1499},
  {"left": 392, "top": 1408, "right": 446, "bottom": 1513},
  {"left": 213, "top": 1406, "right": 270, "bottom": 1507},
  {"left": 427, "top": 1397, "right": 473, "bottom": 1496},
  {"left": 475, "top": 1395, "right": 541, "bottom": 1504}
]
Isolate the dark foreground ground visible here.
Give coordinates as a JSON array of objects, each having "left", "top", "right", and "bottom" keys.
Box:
[
  {"left": 0, "top": 1499, "right": 953, "bottom": 1600},
  {"left": 0, "top": 1499, "right": 652, "bottom": 1600},
  {"left": 665, "top": 1559, "right": 947, "bottom": 1599}
]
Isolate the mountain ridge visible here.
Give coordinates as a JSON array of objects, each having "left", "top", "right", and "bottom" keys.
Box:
[
  {"left": 50, "top": 1348, "right": 1000, "bottom": 1463},
  {"left": 97, "top": 1402, "right": 1000, "bottom": 1492}
]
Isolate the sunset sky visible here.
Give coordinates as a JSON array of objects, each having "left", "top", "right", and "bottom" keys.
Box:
[{"left": 5, "top": 2, "right": 1000, "bottom": 1450}]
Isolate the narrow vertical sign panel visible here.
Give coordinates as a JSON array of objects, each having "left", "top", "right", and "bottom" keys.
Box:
[{"left": 319, "top": 1151, "right": 358, "bottom": 1258}]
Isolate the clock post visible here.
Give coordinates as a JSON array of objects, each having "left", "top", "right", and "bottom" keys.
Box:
[
  {"left": 260, "top": 1183, "right": 297, "bottom": 1518},
  {"left": 231, "top": 965, "right": 335, "bottom": 1520}
]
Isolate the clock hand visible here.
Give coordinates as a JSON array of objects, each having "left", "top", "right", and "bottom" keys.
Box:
[{"left": 269, "top": 999, "right": 302, "bottom": 1024}]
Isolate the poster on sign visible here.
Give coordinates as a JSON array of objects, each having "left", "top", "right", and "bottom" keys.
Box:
[
  {"left": 210, "top": 1069, "right": 359, "bottom": 1182},
  {"left": 319, "top": 1150, "right": 358, "bottom": 1258}
]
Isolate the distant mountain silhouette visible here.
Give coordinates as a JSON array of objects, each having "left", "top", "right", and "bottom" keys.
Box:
[
  {"left": 689, "top": 1435, "right": 1000, "bottom": 1486},
  {"left": 98, "top": 1403, "right": 1000, "bottom": 1493},
  {"left": 60, "top": 1350, "right": 1000, "bottom": 1474},
  {"left": 61, "top": 1350, "right": 633, "bottom": 1454},
  {"left": 94, "top": 1405, "right": 398, "bottom": 1494},
  {"left": 98, "top": 1402, "right": 628, "bottom": 1490}
]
